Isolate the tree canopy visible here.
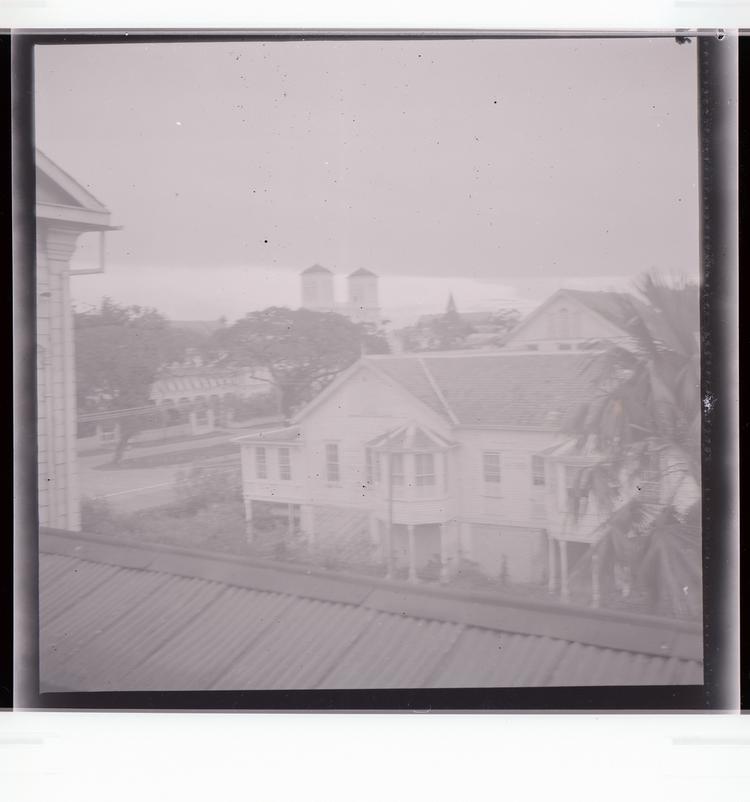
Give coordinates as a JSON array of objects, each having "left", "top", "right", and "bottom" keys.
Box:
[
  {"left": 74, "top": 298, "right": 201, "bottom": 460},
  {"left": 210, "top": 307, "right": 389, "bottom": 415},
  {"left": 566, "top": 275, "right": 701, "bottom": 618}
]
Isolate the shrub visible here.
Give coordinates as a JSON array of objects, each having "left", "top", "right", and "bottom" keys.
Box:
[
  {"left": 80, "top": 496, "right": 134, "bottom": 537},
  {"left": 172, "top": 464, "right": 242, "bottom": 514}
]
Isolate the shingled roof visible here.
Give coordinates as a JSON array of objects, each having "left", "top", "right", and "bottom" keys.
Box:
[
  {"left": 368, "top": 352, "right": 595, "bottom": 430},
  {"left": 40, "top": 528, "right": 702, "bottom": 692}
]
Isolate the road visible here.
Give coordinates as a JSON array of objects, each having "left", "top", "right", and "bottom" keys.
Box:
[{"left": 77, "top": 427, "right": 252, "bottom": 514}]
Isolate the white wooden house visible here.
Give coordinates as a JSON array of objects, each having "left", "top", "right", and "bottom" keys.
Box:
[{"left": 238, "top": 351, "right": 622, "bottom": 595}]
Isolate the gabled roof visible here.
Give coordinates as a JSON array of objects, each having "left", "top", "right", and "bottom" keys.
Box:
[
  {"left": 289, "top": 358, "right": 449, "bottom": 428},
  {"left": 301, "top": 263, "right": 333, "bottom": 275},
  {"left": 368, "top": 352, "right": 596, "bottom": 430},
  {"left": 367, "top": 422, "right": 456, "bottom": 452},
  {"left": 39, "top": 528, "right": 703, "bottom": 692},
  {"left": 348, "top": 267, "right": 377, "bottom": 278},
  {"left": 35, "top": 149, "right": 115, "bottom": 231},
  {"left": 562, "top": 289, "right": 642, "bottom": 332},
  {"left": 503, "top": 288, "right": 636, "bottom": 348}
]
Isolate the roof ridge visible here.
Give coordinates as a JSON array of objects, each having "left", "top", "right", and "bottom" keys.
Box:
[{"left": 417, "top": 357, "right": 459, "bottom": 424}]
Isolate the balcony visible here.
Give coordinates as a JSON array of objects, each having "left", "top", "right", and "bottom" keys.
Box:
[{"left": 373, "top": 494, "right": 456, "bottom": 526}]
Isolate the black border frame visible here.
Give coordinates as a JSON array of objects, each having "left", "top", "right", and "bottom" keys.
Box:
[{"left": 10, "top": 29, "right": 740, "bottom": 711}]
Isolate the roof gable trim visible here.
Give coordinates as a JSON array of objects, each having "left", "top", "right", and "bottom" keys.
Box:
[
  {"left": 36, "top": 149, "right": 110, "bottom": 215},
  {"left": 504, "top": 289, "right": 631, "bottom": 347}
]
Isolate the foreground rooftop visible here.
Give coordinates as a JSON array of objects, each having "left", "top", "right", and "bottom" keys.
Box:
[{"left": 40, "top": 528, "right": 703, "bottom": 692}]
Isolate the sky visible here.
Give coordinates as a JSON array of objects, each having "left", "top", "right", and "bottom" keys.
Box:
[{"left": 34, "top": 37, "right": 700, "bottom": 323}]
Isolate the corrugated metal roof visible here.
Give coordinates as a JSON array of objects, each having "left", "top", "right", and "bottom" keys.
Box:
[{"left": 39, "top": 529, "right": 703, "bottom": 693}]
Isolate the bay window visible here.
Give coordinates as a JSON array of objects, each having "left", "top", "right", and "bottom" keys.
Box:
[{"left": 414, "top": 452, "right": 436, "bottom": 497}]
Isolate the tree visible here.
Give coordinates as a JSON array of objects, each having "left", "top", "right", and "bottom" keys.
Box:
[
  {"left": 397, "top": 299, "right": 520, "bottom": 353},
  {"left": 429, "top": 302, "right": 474, "bottom": 350},
  {"left": 74, "top": 298, "right": 197, "bottom": 462},
  {"left": 485, "top": 308, "right": 522, "bottom": 346},
  {"left": 210, "top": 307, "right": 390, "bottom": 416},
  {"left": 565, "top": 274, "right": 701, "bottom": 618}
]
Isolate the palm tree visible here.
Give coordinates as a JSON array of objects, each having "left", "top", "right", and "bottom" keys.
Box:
[{"left": 565, "top": 274, "right": 701, "bottom": 618}]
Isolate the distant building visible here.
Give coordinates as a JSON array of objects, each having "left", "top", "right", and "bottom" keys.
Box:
[
  {"left": 400, "top": 294, "right": 519, "bottom": 352},
  {"left": 300, "top": 264, "right": 381, "bottom": 326},
  {"left": 36, "top": 150, "right": 118, "bottom": 530},
  {"left": 502, "top": 288, "right": 650, "bottom": 352},
  {"left": 149, "top": 365, "right": 275, "bottom": 435}
]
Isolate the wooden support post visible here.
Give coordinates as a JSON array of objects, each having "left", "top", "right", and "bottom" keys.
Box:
[
  {"left": 459, "top": 521, "right": 473, "bottom": 562},
  {"left": 560, "top": 539, "right": 569, "bottom": 601},
  {"left": 439, "top": 522, "right": 449, "bottom": 584},
  {"left": 385, "top": 524, "right": 394, "bottom": 581},
  {"left": 591, "top": 551, "right": 601, "bottom": 608},
  {"left": 244, "top": 497, "right": 254, "bottom": 544},
  {"left": 407, "top": 524, "right": 417, "bottom": 583},
  {"left": 547, "top": 534, "right": 557, "bottom": 593},
  {"left": 300, "top": 504, "right": 316, "bottom": 548},
  {"left": 287, "top": 503, "right": 294, "bottom": 537},
  {"left": 368, "top": 513, "right": 379, "bottom": 547}
]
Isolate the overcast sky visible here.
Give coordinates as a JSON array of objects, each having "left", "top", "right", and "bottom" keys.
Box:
[{"left": 35, "top": 37, "right": 699, "bottom": 322}]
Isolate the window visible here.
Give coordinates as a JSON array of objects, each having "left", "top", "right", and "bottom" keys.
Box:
[
  {"left": 325, "top": 443, "right": 340, "bottom": 483},
  {"left": 525, "top": 343, "right": 539, "bottom": 351},
  {"left": 390, "top": 453, "right": 404, "bottom": 486},
  {"left": 531, "top": 455, "right": 546, "bottom": 486},
  {"left": 415, "top": 453, "right": 435, "bottom": 487},
  {"left": 279, "top": 447, "right": 292, "bottom": 481},
  {"left": 255, "top": 446, "right": 267, "bottom": 479},
  {"left": 557, "top": 343, "right": 572, "bottom": 351},
  {"left": 483, "top": 452, "right": 501, "bottom": 484}
]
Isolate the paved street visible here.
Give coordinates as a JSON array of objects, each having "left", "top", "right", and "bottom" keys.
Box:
[{"left": 77, "top": 424, "right": 262, "bottom": 513}]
